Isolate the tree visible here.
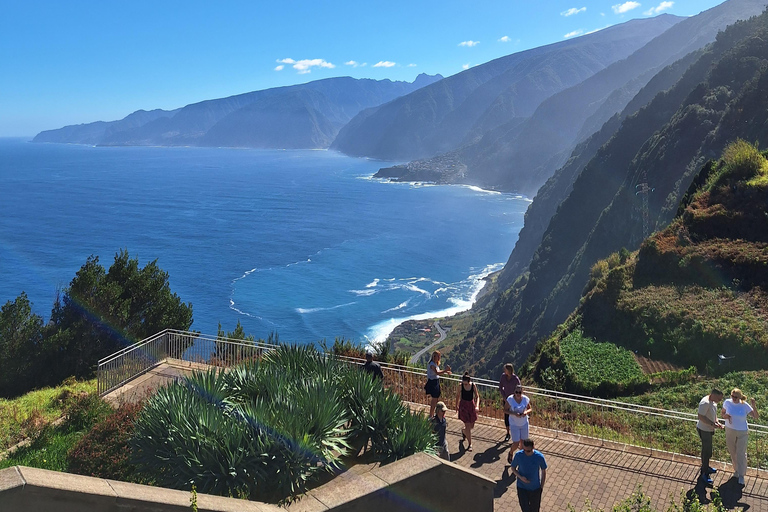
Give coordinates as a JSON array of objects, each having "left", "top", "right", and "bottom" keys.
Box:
[
  {"left": 47, "top": 250, "right": 193, "bottom": 381},
  {"left": 0, "top": 293, "right": 44, "bottom": 396}
]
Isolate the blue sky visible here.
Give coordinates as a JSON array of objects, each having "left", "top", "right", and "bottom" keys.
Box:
[{"left": 0, "top": 0, "right": 726, "bottom": 136}]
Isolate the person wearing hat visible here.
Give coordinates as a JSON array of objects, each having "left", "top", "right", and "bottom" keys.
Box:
[
  {"left": 432, "top": 401, "right": 450, "bottom": 461},
  {"left": 362, "top": 351, "right": 384, "bottom": 380}
]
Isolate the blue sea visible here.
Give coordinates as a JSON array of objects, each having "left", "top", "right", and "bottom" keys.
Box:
[{"left": 0, "top": 138, "right": 528, "bottom": 345}]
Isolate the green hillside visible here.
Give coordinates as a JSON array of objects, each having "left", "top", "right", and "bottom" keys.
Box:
[{"left": 529, "top": 142, "right": 768, "bottom": 390}]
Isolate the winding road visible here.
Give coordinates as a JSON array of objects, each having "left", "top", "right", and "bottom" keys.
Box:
[{"left": 409, "top": 321, "right": 448, "bottom": 364}]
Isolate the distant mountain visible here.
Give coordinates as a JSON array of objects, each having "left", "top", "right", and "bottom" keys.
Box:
[
  {"left": 33, "top": 109, "right": 179, "bottom": 145},
  {"left": 451, "top": 5, "right": 768, "bottom": 377},
  {"left": 377, "top": 0, "right": 768, "bottom": 196},
  {"left": 33, "top": 74, "right": 442, "bottom": 148},
  {"left": 331, "top": 15, "right": 682, "bottom": 162}
]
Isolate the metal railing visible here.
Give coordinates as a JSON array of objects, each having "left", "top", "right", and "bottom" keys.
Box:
[
  {"left": 98, "top": 330, "right": 767, "bottom": 472},
  {"left": 369, "top": 359, "right": 768, "bottom": 473},
  {"left": 97, "top": 329, "right": 279, "bottom": 396}
]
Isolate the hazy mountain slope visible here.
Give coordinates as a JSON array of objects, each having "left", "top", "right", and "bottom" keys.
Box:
[
  {"left": 34, "top": 75, "right": 442, "bottom": 148},
  {"left": 391, "top": 0, "right": 768, "bottom": 196},
  {"left": 456, "top": 9, "right": 768, "bottom": 377},
  {"left": 201, "top": 89, "right": 339, "bottom": 149},
  {"left": 331, "top": 15, "right": 681, "bottom": 161},
  {"left": 33, "top": 109, "right": 177, "bottom": 145}
]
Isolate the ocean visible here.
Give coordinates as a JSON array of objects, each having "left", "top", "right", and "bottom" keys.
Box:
[{"left": 0, "top": 138, "right": 528, "bottom": 346}]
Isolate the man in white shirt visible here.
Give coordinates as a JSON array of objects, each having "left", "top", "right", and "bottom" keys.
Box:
[{"left": 696, "top": 388, "right": 724, "bottom": 485}]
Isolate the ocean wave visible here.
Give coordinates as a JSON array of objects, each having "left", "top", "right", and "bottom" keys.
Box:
[
  {"left": 365, "top": 278, "right": 379, "bottom": 288},
  {"left": 349, "top": 289, "right": 377, "bottom": 296},
  {"left": 382, "top": 300, "right": 409, "bottom": 313},
  {"left": 296, "top": 301, "right": 357, "bottom": 314},
  {"left": 463, "top": 184, "right": 502, "bottom": 195},
  {"left": 364, "top": 262, "right": 505, "bottom": 344}
]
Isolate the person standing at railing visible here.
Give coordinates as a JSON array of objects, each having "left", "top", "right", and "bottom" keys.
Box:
[
  {"left": 505, "top": 385, "right": 532, "bottom": 456},
  {"left": 722, "top": 388, "right": 759, "bottom": 486},
  {"left": 456, "top": 372, "right": 480, "bottom": 452},
  {"left": 696, "top": 388, "right": 724, "bottom": 485},
  {"left": 425, "top": 350, "right": 451, "bottom": 418},
  {"left": 362, "top": 351, "right": 384, "bottom": 381},
  {"left": 499, "top": 363, "right": 521, "bottom": 442}
]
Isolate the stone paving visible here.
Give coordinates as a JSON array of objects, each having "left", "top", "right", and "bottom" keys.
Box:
[
  {"left": 440, "top": 413, "right": 768, "bottom": 512},
  {"left": 105, "top": 363, "right": 768, "bottom": 511}
]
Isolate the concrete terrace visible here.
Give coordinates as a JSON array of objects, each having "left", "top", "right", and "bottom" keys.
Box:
[{"left": 106, "top": 361, "right": 768, "bottom": 511}]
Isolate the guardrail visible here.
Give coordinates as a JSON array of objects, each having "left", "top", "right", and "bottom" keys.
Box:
[
  {"left": 98, "top": 330, "right": 767, "bottom": 472},
  {"left": 369, "top": 359, "right": 768, "bottom": 472},
  {"left": 97, "top": 329, "right": 279, "bottom": 396}
]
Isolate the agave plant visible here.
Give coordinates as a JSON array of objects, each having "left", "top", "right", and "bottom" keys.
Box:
[{"left": 130, "top": 343, "right": 433, "bottom": 502}]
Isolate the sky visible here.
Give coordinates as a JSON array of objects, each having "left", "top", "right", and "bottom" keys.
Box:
[{"left": 0, "top": 0, "right": 728, "bottom": 137}]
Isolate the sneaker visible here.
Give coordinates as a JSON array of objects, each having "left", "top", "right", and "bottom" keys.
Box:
[
  {"left": 738, "top": 476, "right": 745, "bottom": 486},
  {"left": 700, "top": 475, "right": 713, "bottom": 486},
  {"left": 706, "top": 466, "right": 717, "bottom": 474},
  {"left": 504, "top": 433, "right": 510, "bottom": 442}
]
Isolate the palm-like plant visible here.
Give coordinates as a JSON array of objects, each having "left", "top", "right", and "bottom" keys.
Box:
[{"left": 131, "top": 344, "right": 434, "bottom": 502}]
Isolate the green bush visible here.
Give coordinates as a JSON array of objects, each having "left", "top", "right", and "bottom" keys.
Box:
[{"left": 130, "top": 345, "right": 434, "bottom": 503}]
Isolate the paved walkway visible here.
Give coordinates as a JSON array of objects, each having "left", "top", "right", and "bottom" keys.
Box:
[
  {"left": 439, "top": 412, "right": 768, "bottom": 512},
  {"left": 105, "top": 363, "right": 768, "bottom": 511}
]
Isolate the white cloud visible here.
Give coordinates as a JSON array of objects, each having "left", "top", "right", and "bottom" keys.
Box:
[
  {"left": 276, "top": 58, "right": 335, "bottom": 74},
  {"left": 345, "top": 60, "right": 360, "bottom": 67},
  {"left": 408, "top": 63, "right": 417, "bottom": 67},
  {"left": 561, "top": 7, "right": 586, "bottom": 16},
  {"left": 644, "top": 1, "right": 673, "bottom": 15},
  {"left": 612, "top": 1, "right": 641, "bottom": 14},
  {"left": 458, "top": 40, "right": 480, "bottom": 47},
  {"left": 274, "top": 65, "right": 284, "bottom": 71},
  {"left": 373, "top": 61, "right": 396, "bottom": 68},
  {"left": 462, "top": 63, "right": 470, "bottom": 70},
  {"left": 498, "top": 36, "right": 511, "bottom": 42},
  {"left": 564, "top": 29, "right": 584, "bottom": 38}
]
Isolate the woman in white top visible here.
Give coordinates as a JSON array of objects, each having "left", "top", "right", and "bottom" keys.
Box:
[
  {"left": 721, "top": 387, "right": 759, "bottom": 485},
  {"left": 504, "top": 385, "right": 532, "bottom": 459}
]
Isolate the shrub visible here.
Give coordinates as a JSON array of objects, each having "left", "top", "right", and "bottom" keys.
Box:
[
  {"left": 67, "top": 402, "right": 144, "bottom": 482},
  {"left": 61, "top": 392, "right": 113, "bottom": 432},
  {"left": 130, "top": 345, "right": 433, "bottom": 503}
]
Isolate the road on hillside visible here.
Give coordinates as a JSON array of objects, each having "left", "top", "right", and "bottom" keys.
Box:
[{"left": 409, "top": 321, "right": 447, "bottom": 364}]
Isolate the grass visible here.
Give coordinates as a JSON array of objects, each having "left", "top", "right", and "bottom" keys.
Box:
[
  {"left": 0, "top": 429, "right": 83, "bottom": 472},
  {"left": 0, "top": 378, "right": 97, "bottom": 452}
]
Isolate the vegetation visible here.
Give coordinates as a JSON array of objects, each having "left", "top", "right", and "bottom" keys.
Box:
[
  {"left": 0, "top": 384, "right": 112, "bottom": 473},
  {"left": 0, "top": 250, "right": 193, "bottom": 397},
  {"left": 130, "top": 344, "right": 434, "bottom": 503},
  {"left": 558, "top": 330, "right": 647, "bottom": 393},
  {"left": 0, "top": 378, "right": 97, "bottom": 451},
  {"left": 569, "top": 486, "right": 727, "bottom": 512}
]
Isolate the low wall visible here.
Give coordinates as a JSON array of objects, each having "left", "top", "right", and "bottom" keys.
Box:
[{"left": 0, "top": 453, "right": 494, "bottom": 512}]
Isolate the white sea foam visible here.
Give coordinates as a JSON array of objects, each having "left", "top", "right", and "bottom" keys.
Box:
[
  {"left": 365, "top": 278, "right": 379, "bottom": 288},
  {"left": 382, "top": 300, "right": 409, "bottom": 313},
  {"left": 464, "top": 184, "right": 502, "bottom": 195},
  {"left": 349, "top": 289, "right": 377, "bottom": 297},
  {"left": 296, "top": 301, "right": 357, "bottom": 314},
  {"left": 364, "top": 262, "right": 504, "bottom": 344}
]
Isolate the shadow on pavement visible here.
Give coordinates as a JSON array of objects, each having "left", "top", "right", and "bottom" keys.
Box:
[
  {"left": 494, "top": 466, "right": 517, "bottom": 499},
  {"left": 718, "top": 477, "right": 749, "bottom": 511},
  {"left": 469, "top": 441, "right": 508, "bottom": 469}
]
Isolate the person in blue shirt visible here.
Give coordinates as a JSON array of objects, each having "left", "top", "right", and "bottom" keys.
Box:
[{"left": 507, "top": 438, "right": 547, "bottom": 512}]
